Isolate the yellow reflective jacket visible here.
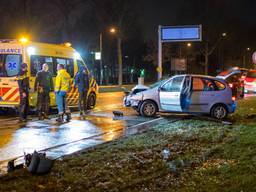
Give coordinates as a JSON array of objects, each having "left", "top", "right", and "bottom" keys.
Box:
[{"left": 55, "top": 69, "right": 71, "bottom": 92}]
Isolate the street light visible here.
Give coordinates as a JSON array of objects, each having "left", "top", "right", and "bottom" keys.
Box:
[
  {"left": 110, "top": 27, "right": 117, "bottom": 34},
  {"left": 99, "top": 27, "right": 119, "bottom": 85},
  {"left": 222, "top": 32, "right": 227, "bottom": 37},
  {"left": 110, "top": 27, "right": 123, "bottom": 85}
]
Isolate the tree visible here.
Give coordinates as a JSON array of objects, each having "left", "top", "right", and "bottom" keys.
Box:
[{"left": 92, "top": 0, "right": 140, "bottom": 85}]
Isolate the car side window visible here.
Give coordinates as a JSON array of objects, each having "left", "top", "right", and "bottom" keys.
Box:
[
  {"left": 192, "top": 78, "right": 204, "bottom": 91},
  {"left": 161, "top": 76, "right": 184, "bottom": 92},
  {"left": 193, "top": 78, "right": 216, "bottom": 91},
  {"left": 214, "top": 81, "right": 226, "bottom": 90}
]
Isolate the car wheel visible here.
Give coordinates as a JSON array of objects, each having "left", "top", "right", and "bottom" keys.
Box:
[
  {"left": 210, "top": 104, "right": 227, "bottom": 120},
  {"left": 87, "top": 93, "right": 96, "bottom": 109},
  {"left": 140, "top": 101, "right": 157, "bottom": 117}
]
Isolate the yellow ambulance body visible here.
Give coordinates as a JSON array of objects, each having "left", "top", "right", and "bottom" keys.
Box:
[{"left": 0, "top": 39, "right": 98, "bottom": 110}]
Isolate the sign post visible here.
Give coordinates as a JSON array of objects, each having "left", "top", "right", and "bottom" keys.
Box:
[
  {"left": 158, "top": 25, "right": 163, "bottom": 80},
  {"left": 252, "top": 51, "right": 256, "bottom": 64},
  {"left": 158, "top": 25, "right": 202, "bottom": 80}
]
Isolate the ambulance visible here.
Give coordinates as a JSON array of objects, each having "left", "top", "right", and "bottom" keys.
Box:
[{"left": 0, "top": 38, "right": 98, "bottom": 110}]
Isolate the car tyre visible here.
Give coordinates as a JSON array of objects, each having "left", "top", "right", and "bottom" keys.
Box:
[
  {"left": 87, "top": 93, "right": 96, "bottom": 109},
  {"left": 140, "top": 100, "right": 157, "bottom": 117},
  {"left": 210, "top": 104, "right": 227, "bottom": 120}
]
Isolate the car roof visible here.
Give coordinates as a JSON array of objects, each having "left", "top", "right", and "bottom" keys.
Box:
[
  {"left": 248, "top": 69, "right": 256, "bottom": 72},
  {"left": 173, "top": 74, "right": 222, "bottom": 80},
  {"left": 170, "top": 74, "right": 227, "bottom": 84}
]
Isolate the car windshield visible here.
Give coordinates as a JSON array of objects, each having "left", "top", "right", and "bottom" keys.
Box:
[
  {"left": 247, "top": 71, "right": 256, "bottom": 78},
  {"left": 150, "top": 79, "right": 167, "bottom": 88},
  {"left": 0, "top": 54, "right": 22, "bottom": 77}
]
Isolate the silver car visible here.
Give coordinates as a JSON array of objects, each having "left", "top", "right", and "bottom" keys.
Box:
[{"left": 128, "top": 75, "right": 236, "bottom": 119}]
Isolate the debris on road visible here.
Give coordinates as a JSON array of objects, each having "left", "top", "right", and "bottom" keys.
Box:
[{"left": 113, "top": 110, "right": 124, "bottom": 116}]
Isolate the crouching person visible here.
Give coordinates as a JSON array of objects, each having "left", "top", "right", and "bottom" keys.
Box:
[
  {"left": 74, "top": 65, "right": 90, "bottom": 116},
  {"left": 55, "top": 64, "right": 71, "bottom": 123}
]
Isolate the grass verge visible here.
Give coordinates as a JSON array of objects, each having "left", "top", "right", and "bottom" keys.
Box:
[{"left": 1, "top": 97, "right": 256, "bottom": 192}]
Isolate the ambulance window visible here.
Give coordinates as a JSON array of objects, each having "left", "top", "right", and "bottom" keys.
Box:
[
  {"left": 56, "top": 58, "right": 74, "bottom": 77},
  {"left": 77, "top": 60, "right": 89, "bottom": 74},
  {"left": 66, "top": 59, "right": 74, "bottom": 77},
  {"left": 30, "top": 56, "right": 54, "bottom": 76},
  {"left": 56, "top": 58, "right": 66, "bottom": 65},
  {"left": 3, "top": 54, "right": 21, "bottom": 77}
]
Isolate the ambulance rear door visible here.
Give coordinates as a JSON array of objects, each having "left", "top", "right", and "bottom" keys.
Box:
[{"left": 0, "top": 43, "right": 23, "bottom": 106}]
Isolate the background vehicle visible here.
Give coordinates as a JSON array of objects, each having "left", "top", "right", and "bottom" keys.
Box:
[
  {"left": 128, "top": 75, "right": 236, "bottom": 119},
  {"left": 0, "top": 39, "right": 98, "bottom": 110},
  {"left": 217, "top": 67, "right": 247, "bottom": 98},
  {"left": 244, "top": 70, "right": 256, "bottom": 93}
]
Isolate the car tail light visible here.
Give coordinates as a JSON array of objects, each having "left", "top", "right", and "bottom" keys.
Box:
[
  {"left": 228, "top": 83, "right": 233, "bottom": 88},
  {"left": 232, "top": 96, "right": 236, "bottom": 101}
]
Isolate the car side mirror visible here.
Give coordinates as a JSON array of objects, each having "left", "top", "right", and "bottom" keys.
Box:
[{"left": 158, "top": 86, "right": 164, "bottom": 92}]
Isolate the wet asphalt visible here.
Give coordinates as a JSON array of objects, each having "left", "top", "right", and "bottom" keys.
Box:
[{"left": 0, "top": 92, "right": 163, "bottom": 173}]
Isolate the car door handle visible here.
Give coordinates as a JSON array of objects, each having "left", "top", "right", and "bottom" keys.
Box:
[{"left": 3, "top": 83, "right": 9, "bottom": 85}]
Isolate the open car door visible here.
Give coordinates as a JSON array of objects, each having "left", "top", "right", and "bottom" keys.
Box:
[{"left": 159, "top": 76, "right": 185, "bottom": 112}]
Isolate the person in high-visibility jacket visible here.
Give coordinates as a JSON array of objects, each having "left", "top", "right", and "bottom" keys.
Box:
[{"left": 55, "top": 64, "right": 71, "bottom": 122}]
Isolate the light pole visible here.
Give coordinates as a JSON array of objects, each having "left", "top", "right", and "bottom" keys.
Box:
[
  {"left": 186, "top": 43, "right": 192, "bottom": 73},
  {"left": 110, "top": 27, "right": 123, "bottom": 85},
  {"left": 99, "top": 33, "right": 103, "bottom": 85},
  {"left": 99, "top": 28, "right": 117, "bottom": 85},
  {"left": 243, "top": 47, "right": 251, "bottom": 68}
]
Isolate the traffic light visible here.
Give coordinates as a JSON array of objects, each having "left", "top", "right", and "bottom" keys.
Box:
[{"left": 140, "top": 69, "right": 145, "bottom": 77}]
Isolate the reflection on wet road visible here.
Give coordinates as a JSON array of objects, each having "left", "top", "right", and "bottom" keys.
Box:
[{"left": 0, "top": 92, "right": 157, "bottom": 172}]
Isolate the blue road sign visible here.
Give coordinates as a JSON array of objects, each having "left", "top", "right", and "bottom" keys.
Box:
[{"left": 161, "top": 25, "right": 202, "bottom": 42}]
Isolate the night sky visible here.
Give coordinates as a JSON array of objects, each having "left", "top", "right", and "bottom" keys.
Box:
[
  {"left": 0, "top": 0, "right": 256, "bottom": 81},
  {"left": 138, "top": 0, "right": 256, "bottom": 40}
]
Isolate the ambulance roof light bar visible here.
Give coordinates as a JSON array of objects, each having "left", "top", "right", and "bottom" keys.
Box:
[{"left": 0, "top": 39, "right": 19, "bottom": 43}]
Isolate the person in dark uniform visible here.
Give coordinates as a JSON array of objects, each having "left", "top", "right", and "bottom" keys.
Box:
[
  {"left": 17, "top": 63, "right": 30, "bottom": 122},
  {"left": 34, "top": 63, "right": 54, "bottom": 120},
  {"left": 74, "top": 65, "right": 90, "bottom": 116}
]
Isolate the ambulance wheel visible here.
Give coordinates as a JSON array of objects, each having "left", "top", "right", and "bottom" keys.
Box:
[{"left": 87, "top": 93, "right": 96, "bottom": 109}]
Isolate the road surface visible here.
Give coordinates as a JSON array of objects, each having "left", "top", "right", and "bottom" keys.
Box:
[{"left": 0, "top": 92, "right": 159, "bottom": 173}]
